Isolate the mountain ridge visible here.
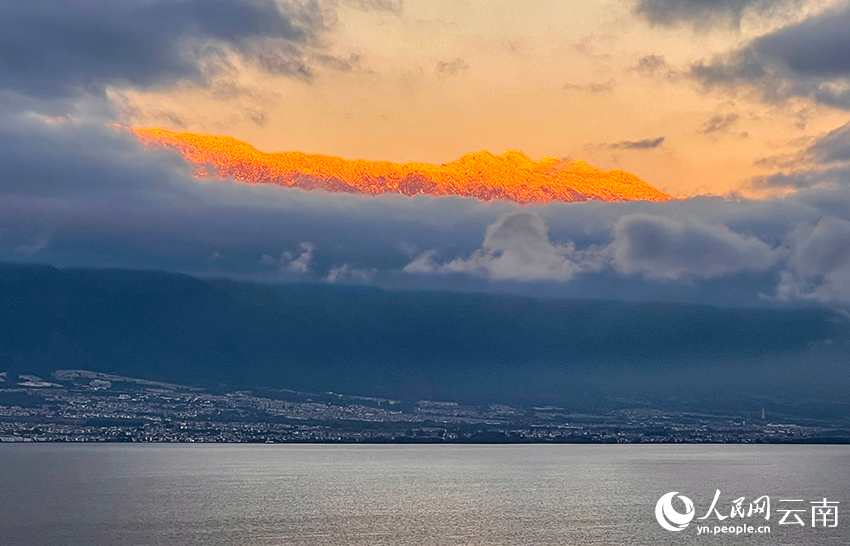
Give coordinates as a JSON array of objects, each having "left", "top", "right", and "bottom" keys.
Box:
[{"left": 132, "top": 127, "right": 673, "bottom": 204}]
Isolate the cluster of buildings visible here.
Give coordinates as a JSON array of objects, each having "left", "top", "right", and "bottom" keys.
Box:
[{"left": 0, "top": 370, "right": 847, "bottom": 443}]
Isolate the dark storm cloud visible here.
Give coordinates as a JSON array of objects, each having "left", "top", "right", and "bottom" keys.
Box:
[
  {"left": 0, "top": 0, "right": 332, "bottom": 103},
  {"left": 691, "top": 4, "right": 850, "bottom": 108},
  {"left": 607, "top": 136, "right": 666, "bottom": 149},
  {"left": 634, "top": 0, "right": 799, "bottom": 27}
]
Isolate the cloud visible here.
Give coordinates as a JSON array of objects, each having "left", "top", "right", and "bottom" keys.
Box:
[
  {"left": 284, "top": 242, "right": 315, "bottom": 273},
  {"left": 751, "top": 121, "right": 850, "bottom": 190},
  {"left": 563, "top": 79, "right": 615, "bottom": 93},
  {"left": 257, "top": 243, "right": 314, "bottom": 273},
  {"left": 406, "top": 212, "right": 605, "bottom": 282},
  {"left": 404, "top": 210, "right": 785, "bottom": 286},
  {"left": 344, "top": 0, "right": 403, "bottom": 13},
  {"left": 691, "top": 4, "right": 850, "bottom": 109},
  {"left": 0, "top": 0, "right": 331, "bottom": 105},
  {"left": 326, "top": 263, "right": 378, "bottom": 283},
  {"left": 633, "top": 54, "right": 683, "bottom": 83},
  {"left": 608, "top": 136, "right": 666, "bottom": 149},
  {"left": 807, "top": 121, "right": 850, "bottom": 164},
  {"left": 754, "top": 167, "right": 850, "bottom": 191},
  {"left": 778, "top": 216, "right": 850, "bottom": 303},
  {"left": 610, "top": 214, "right": 779, "bottom": 280},
  {"left": 634, "top": 0, "right": 799, "bottom": 27},
  {"left": 436, "top": 58, "right": 470, "bottom": 76},
  {"left": 403, "top": 250, "right": 440, "bottom": 274},
  {"left": 7, "top": 0, "right": 850, "bottom": 312},
  {"left": 635, "top": 54, "right": 668, "bottom": 76},
  {"left": 699, "top": 113, "right": 740, "bottom": 134},
  {"left": 2, "top": 105, "right": 850, "bottom": 308}
]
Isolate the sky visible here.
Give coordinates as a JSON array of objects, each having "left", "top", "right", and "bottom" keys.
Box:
[
  {"left": 4, "top": 0, "right": 850, "bottom": 308},
  {"left": 117, "top": 0, "right": 850, "bottom": 196}
]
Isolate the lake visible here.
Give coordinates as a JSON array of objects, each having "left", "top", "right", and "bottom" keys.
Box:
[{"left": 0, "top": 444, "right": 846, "bottom": 545}]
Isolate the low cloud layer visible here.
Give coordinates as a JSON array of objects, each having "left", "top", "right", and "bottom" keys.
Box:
[
  {"left": 260, "top": 242, "right": 315, "bottom": 273},
  {"left": 609, "top": 214, "right": 779, "bottom": 279},
  {"left": 405, "top": 212, "right": 605, "bottom": 282},
  {"left": 778, "top": 216, "right": 850, "bottom": 303},
  {"left": 407, "top": 212, "right": 779, "bottom": 283},
  {"left": 5, "top": 109, "right": 850, "bottom": 306}
]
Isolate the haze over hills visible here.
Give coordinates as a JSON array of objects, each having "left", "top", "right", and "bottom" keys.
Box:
[
  {"left": 2, "top": 263, "right": 849, "bottom": 417},
  {"left": 132, "top": 127, "right": 673, "bottom": 204}
]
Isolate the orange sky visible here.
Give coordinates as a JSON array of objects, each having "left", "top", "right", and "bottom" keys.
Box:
[{"left": 114, "top": 0, "right": 850, "bottom": 197}]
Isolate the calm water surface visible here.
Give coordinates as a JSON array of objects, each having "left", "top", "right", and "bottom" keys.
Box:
[{"left": 0, "top": 444, "right": 846, "bottom": 545}]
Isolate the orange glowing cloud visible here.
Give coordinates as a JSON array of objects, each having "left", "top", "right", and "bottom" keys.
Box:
[{"left": 132, "top": 127, "right": 673, "bottom": 204}]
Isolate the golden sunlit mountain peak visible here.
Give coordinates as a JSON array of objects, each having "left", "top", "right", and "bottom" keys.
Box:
[{"left": 131, "top": 127, "right": 673, "bottom": 204}]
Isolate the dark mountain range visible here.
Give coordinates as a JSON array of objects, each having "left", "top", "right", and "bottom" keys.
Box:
[{"left": 1, "top": 262, "right": 848, "bottom": 415}]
